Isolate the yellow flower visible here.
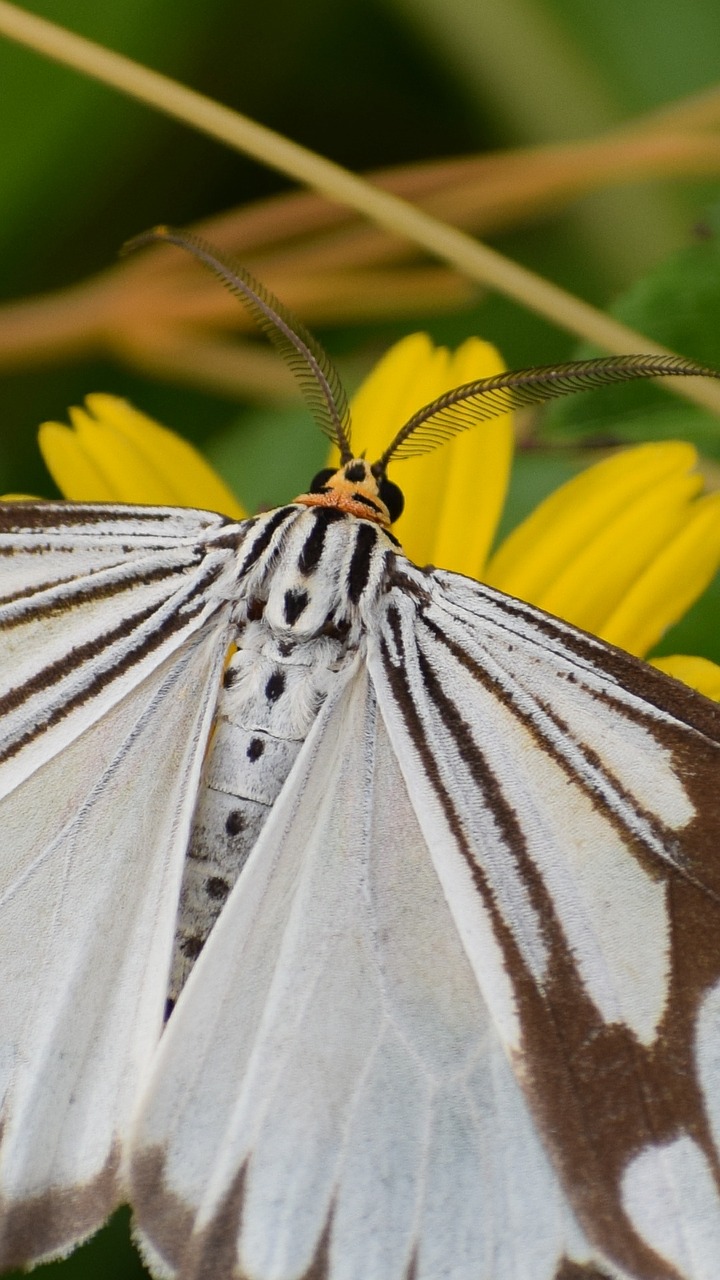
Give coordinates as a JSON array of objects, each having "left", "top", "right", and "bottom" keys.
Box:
[
  {"left": 484, "top": 441, "right": 720, "bottom": 660},
  {"left": 337, "top": 335, "right": 720, "bottom": 698},
  {"left": 36, "top": 338, "right": 720, "bottom": 699},
  {"left": 330, "top": 333, "right": 512, "bottom": 576},
  {"left": 39, "top": 394, "right": 244, "bottom": 517}
]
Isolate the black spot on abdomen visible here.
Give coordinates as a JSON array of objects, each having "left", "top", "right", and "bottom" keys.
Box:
[
  {"left": 225, "top": 809, "right": 245, "bottom": 836},
  {"left": 205, "top": 875, "right": 231, "bottom": 901},
  {"left": 181, "top": 935, "right": 204, "bottom": 960}
]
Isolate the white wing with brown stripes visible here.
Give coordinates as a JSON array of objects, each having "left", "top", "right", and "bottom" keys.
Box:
[
  {"left": 130, "top": 661, "right": 618, "bottom": 1280},
  {"left": 0, "top": 502, "right": 243, "bottom": 1267},
  {"left": 3, "top": 233, "right": 720, "bottom": 1280},
  {"left": 370, "top": 559, "right": 720, "bottom": 1280},
  {"left": 1, "top": 496, "right": 719, "bottom": 1280},
  {"left": 0, "top": 503, "right": 240, "bottom": 793}
]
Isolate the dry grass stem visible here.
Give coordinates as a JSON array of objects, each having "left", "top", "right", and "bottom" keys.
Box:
[{"left": 0, "top": 0, "right": 718, "bottom": 406}]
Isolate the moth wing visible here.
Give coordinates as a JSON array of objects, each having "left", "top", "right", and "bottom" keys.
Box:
[
  {"left": 0, "top": 503, "right": 240, "bottom": 1268},
  {"left": 130, "top": 661, "right": 613, "bottom": 1280},
  {"left": 0, "top": 502, "right": 236, "bottom": 792},
  {"left": 369, "top": 563, "right": 720, "bottom": 1280}
]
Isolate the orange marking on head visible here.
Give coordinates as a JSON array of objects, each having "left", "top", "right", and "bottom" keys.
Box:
[{"left": 294, "top": 464, "right": 392, "bottom": 528}]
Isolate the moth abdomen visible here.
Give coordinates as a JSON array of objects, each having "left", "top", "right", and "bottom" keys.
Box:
[
  {"left": 171, "top": 716, "right": 303, "bottom": 999},
  {"left": 170, "top": 520, "right": 373, "bottom": 1001}
]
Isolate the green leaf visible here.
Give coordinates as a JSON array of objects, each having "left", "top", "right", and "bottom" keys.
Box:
[
  {"left": 544, "top": 202, "right": 720, "bottom": 454},
  {"left": 205, "top": 404, "right": 328, "bottom": 515},
  {"left": 0, "top": 0, "right": 230, "bottom": 293}
]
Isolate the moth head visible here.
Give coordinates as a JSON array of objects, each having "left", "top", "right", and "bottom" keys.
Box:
[
  {"left": 294, "top": 459, "right": 404, "bottom": 529},
  {"left": 125, "top": 226, "right": 720, "bottom": 531}
]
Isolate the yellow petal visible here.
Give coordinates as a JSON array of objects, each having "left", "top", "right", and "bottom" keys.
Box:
[
  {"left": 404, "top": 343, "right": 509, "bottom": 578},
  {"left": 601, "top": 492, "right": 720, "bottom": 654},
  {"left": 39, "top": 422, "right": 120, "bottom": 501},
  {"left": 651, "top": 654, "right": 720, "bottom": 701},
  {"left": 40, "top": 395, "right": 245, "bottom": 517},
  {"left": 348, "top": 334, "right": 446, "bottom": 460},
  {"left": 524, "top": 466, "right": 703, "bottom": 638},
  {"left": 485, "top": 443, "right": 709, "bottom": 638},
  {"left": 332, "top": 334, "right": 511, "bottom": 572},
  {"left": 385, "top": 347, "right": 463, "bottom": 565}
]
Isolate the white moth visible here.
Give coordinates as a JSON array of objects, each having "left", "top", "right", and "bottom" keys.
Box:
[{"left": 0, "top": 228, "right": 719, "bottom": 1280}]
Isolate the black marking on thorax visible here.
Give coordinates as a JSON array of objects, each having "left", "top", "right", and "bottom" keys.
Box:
[
  {"left": 350, "top": 492, "right": 384, "bottom": 516},
  {"left": 298, "top": 507, "right": 346, "bottom": 575},
  {"left": 347, "top": 523, "right": 379, "bottom": 603},
  {"left": 238, "top": 506, "right": 295, "bottom": 575},
  {"left": 284, "top": 589, "right": 309, "bottom": 625}
]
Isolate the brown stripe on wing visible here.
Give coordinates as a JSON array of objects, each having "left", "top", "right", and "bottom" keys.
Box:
[
  {"left": 133, "top": 1147, "right": 427, "bottom": 1280},
  {"left": 0, "top": 504, "right": 181, "bottom": 531},
  {"left": 0, "top": 1141, "right": 120, "bottom": 1271},
  {"left": 133, "top": 1148, "right": 342, "bottom": 1280},
  {"left": 439, "top": 613, "right": 720, "bottom": 1269},
  {"left": 378, "top": 595, "right": 720, "bottom": 1279},
  {"left": 131, "top": 1146, "right": 196, "bottom": 1275},
  {"left": 417, "top": 612, "right": 713, "bottom": 894},
  {"left": 0, "top": 555, "right": 196, "bottom": 617},
  {"left": 554, "top": 1262, "right": 618, "bottom": 1280},
  {"left": 426, "top": 579, "right": 720, "bottom": 895},
  {"left": 444, "top": 579, "right": 720, "bottom": 743},
  {"left": 0, "top": 556, "right": 227, "bottom": 766},
  {"left": 0, "top": 503, "right": 236, "bottom": 542}
]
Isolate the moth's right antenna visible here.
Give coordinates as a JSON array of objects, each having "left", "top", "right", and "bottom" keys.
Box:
[{"left": 124, "top": 226, "right": 355, "bottom": 464}]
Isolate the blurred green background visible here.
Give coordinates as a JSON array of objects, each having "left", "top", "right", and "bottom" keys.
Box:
[{"left": 1, "top": 0, "right": 720, "bottom": 1274}]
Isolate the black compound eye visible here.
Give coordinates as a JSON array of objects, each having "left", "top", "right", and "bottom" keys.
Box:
[
  {"left": 309, "top": 468, "right": 336, "bottom": 493},
  {"left": 378, "top": 477, "right": 404, "bottom": 523}
]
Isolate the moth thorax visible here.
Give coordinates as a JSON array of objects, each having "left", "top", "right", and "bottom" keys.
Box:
[{"left": 294, "top": 459, "right": 403, "bottom": 527}]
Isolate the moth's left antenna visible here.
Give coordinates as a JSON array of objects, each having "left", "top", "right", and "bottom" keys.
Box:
[{"left": 124, "top": 226, "right": 354, "bottom": 464}]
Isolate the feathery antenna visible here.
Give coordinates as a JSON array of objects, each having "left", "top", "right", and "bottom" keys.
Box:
[
  {"left": 374, "top": 355, "right": 720, "bottom": 474},
  {"left": 124, "top": 226, "right": 354, "bottom": 463}
]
